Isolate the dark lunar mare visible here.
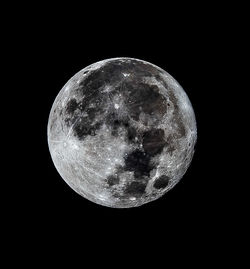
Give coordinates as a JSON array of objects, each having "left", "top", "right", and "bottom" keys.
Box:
[
  {"left": 124, "top": 181, "right": 147, "bottom": 197},
  {"left": 142, "top": 128, "right": 166, "bottom": 156},
  {"left": 124, "top": 149, "right": 152, "bottom": 179},
  {"left": 107, "top": 175, "right": 119, "bottom": 186},
  {"left": 63, "top": 59, "right": 170, "bottom": 142},
  {"left": 122, "top": 82, "right": 167, "bottom": 122},
  {"left": 121, "top": 127, "right": 167, "bottom": 197},
  {"left": 65, "top": 98, "right": 78, "bottom": 114},
  {"left": 154, "top": 175, "right": 170, "bottom": 189}
]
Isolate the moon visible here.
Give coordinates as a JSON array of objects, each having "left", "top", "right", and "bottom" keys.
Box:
[{"left": 47, "top": 58, "right": 197, "bottom": 208}]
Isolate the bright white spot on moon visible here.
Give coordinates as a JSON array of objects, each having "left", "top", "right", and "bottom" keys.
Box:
[
  {"left": 123, "top": 73, "right": 130, "bottom": 77},
  {"left": 102, "top": 85, "right": 112, "bottom": 93},
  {"left": 72, "top": 144, "right": 79, "bottom": 150},
  {"left": 114, "top": 103, "right": 119, "bottom": 109},
  {"left": 98, "top": 195, "right": 107, "bottom": 201}
]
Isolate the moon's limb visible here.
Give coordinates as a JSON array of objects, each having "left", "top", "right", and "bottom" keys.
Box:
[{"left": 48, "top": 57, "right": 197, "bottom": 208}]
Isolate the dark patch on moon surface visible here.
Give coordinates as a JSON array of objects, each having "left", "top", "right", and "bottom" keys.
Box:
[
  {"left": 127, "top": 126, "right": 138, "bottom": 143},
  {"left": 65, "top": 98, "right": 78, "bottom": 114},
  {"left": 154, "top": 175, "right": 170, "bottom": 189},
  {"left": 142, "top": 128, "right": 166, "bottom": 156},
  {"left": 78, "top": 60, "right": 128, "bottom": 93},
  {"left": 125, "top": 181, "right": 147, "bottom": 197},
  {"left": 124, "top": 149, "right": 153, "bottom": 179},
  {"left": 107, "top": 175, "right": 119, "bottom": 186},
  {"left": 64, "top": 60, "right": 169, "bottom": 143},
  {"left": 64, "top": 91, "right": 105, "bottom": 140},
  {"left": 123, "top": 82, "right": 167, "bottom": 121}
]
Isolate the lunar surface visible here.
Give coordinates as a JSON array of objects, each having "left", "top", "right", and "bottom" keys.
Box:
[{"left": 47, "top": 58, "right": 197, "bottom": 208}]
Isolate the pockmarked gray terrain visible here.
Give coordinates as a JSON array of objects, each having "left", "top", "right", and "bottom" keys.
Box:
[{"left": 48, "top": 58, "right": 197, "bottom": 208}]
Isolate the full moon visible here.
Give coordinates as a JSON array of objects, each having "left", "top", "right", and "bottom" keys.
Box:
[{"left": 47, "top": 58, "right": 197, "bottom": 208}]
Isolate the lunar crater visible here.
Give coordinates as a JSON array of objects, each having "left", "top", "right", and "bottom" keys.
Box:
[{"left": 48, "top": 57, "right": 197, "bottom": 208}]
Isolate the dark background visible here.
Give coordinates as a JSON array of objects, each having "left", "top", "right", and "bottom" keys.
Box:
[{"left": 6, "top": 2, "right": 242, "bottom": 265}]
